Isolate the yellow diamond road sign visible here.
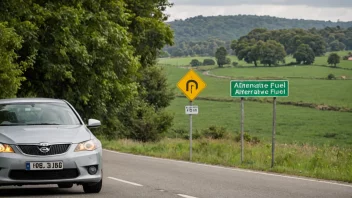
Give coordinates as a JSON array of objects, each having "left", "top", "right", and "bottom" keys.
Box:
[{"left": 177, "top": 69, "right": 206, "bottom": 101}]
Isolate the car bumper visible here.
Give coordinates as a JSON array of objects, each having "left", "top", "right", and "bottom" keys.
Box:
[{"left": 0, "top": 146, "right": 102, "bottom": 185}]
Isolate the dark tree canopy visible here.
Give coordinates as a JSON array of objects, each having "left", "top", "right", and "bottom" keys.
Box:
[
  {"left": 328, "top": 53, "right": 341, "bottom": 67},
  {"left": 294, "top": 44, "right": 315, "bottom": 65},
  {"left": 215, "top": 47, "right": 228, "bottom": 67},
  {"left": 0, "top": 0, "right": 175, "bottom": 141}
]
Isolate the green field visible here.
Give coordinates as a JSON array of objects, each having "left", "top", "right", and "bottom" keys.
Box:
[
  {"left": 159, "top": 51, "right": 352, "bottom": 146},
  {"left": 163, "top": 65, "right": 352, "bottom": 109},
  {"left": 166, "top": 97, "right": 352, "bottom": 146}
]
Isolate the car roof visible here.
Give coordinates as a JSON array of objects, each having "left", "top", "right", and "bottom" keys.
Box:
[{"left": 0, "top": 98, "right": 66, "bottom": 104}]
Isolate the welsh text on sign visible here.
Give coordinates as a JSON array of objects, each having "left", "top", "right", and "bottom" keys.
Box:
[
  {"left": 230, "top": 80, "right": 289, "bottom": 97},
  {"left": 185, "top": 105, "right": 199, "bottom": 115}
]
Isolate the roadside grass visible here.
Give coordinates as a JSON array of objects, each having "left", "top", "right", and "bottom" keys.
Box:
[
  {"left": 101, "top": 138, "right": 352, "bottom": 183},
  {"left": 166, "top": 97, "right": 352, "bottom": 147},
  {"left": 162, "top": 65, "right": 352, "bottom": 108}
]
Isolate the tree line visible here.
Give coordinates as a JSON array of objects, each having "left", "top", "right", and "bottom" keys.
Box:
[
  {"left": 168, "top": 15, "right": 352, "bottom": 44},
  {"left": 162, "top": 26, "right": 352, "bottom": 58},
  {"left": 0, "top": 0, "right": 175, "bottom": 141}
]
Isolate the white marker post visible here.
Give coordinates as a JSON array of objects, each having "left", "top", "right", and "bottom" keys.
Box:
[{"left": 185, "top": 104, "right": 199, "bottom": 161}]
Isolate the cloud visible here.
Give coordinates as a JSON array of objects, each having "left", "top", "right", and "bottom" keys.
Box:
[
  {"left": 165, "top": 4, "right": 352, "bottom": 22},
  {"left": 170, "top": 0, "right": 352, "bottom": 8}
]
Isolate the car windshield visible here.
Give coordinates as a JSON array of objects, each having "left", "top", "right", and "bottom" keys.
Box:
[{"left": 0, "top": 102, "right": 81, "bottom": 126}]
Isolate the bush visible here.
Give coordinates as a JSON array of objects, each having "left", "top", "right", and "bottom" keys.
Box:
[
  {"left": 328, "top": 74, "right": 336, "bottom": 80},
  {"left": 203, "top": 59, "right": 215, "bottom": 65},
  {"left": 285, "top": 61, "right": 298, "bottom": 66},
  {"left": 232, "top": 62, "right": 238, "bottom": 66},
  {"left": 201, "top": 126, "right": 228, "bottom": 139},
  {"left": 172, "top": 128, "right": 202, "bottom": 140},
  {"left": 226, "top": 57, "right": 231, "bottom": 65},
  {"left": 190, "top": 59, "right": 201, "bottom": 67},
  {"left": 234, "top": 132, "right": 260, "bottom": 144},
  {"left": 116, "top": 99, "right": 174, "bottom": 142}
]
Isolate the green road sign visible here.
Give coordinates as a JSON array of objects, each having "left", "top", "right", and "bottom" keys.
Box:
[{"left": 230, "top": 80, "right": 289, "bottom": 97}]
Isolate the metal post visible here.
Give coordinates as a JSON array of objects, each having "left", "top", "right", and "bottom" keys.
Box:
[
  {"left": 189, "top": 101, "right": 193, "bottom": 161},
  {"left": 241, "top": 97, "right": 244, "bottom": 163},
  {"left": 271, "top": 97, "right": 277, "bottom": 168}
]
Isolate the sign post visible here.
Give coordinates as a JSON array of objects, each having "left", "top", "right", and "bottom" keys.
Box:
[
  {"left": 177, "top": 69, "right": 206, "bottom": 161},
  {"left": 230, "top": 80, "right": 289, "bottom": 166},
  {"left": 240, "top": 97, "right": 244, "bottom": 163}
]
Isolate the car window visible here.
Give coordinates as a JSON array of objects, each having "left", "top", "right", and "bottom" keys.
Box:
[{"left": 0, "top": 102, "right": 81, "bottom": 126}]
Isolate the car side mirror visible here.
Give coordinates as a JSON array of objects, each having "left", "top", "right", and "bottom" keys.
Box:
[{"left": 87, "top": 119, "right": 101, "bottom": 128}]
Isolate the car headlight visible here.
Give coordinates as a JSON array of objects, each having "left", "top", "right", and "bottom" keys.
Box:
[
  {"left": 0, "top": 143, "right": 14, "bottom": 153},
  {"left": 74, "top": 139, "right": 100, "bottom": 152}
]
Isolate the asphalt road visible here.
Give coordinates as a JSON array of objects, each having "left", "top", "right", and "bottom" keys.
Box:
[{"left": 1, "top": 149, "right": 352, "bottom": 198}]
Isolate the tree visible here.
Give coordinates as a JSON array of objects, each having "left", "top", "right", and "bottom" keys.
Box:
[
  {"left": 0, "top": 0, "right": 175, "bottom": 141},
  {"left": 294, "top": 44, "right": 315, "bottom": 64},
  {"left": 190, "top": 59, "right": 201, "bottom": 67},
  {"left": 215, "top": 47, "right": 227, "bottom": 67},
  {"left": 328, "top": 53, "right": 340, "bottom": 67},
  {"left": 0, "top": 23, "right": 25, "bottom": 99},
  {"left": 203, "top": 59, "right": 215, "bottom": 65},
  {"left": 234, "top": 39, "right": 260, "bottom": 66},
  {"left": 260, "top": 40, "right": 286, "bottom": 66}
]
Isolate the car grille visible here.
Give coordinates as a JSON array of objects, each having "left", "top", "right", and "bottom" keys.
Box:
[
  {"left": 9, "top": 169, "right": 79, "bottom": 180},
  {"left": 17, "top": 144, "right": 71, "bottom": 156}
]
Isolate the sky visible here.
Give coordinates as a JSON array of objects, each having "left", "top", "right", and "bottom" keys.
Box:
[{"left": 166, "top": 0, "right": 352, "bottom": 22}]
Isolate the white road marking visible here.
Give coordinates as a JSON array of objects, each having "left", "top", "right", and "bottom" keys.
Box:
[
  {"left": 104, "top": 149, "right": 352, "bottom": 188},
  {"left": 107, "top": 176, "right": 143, "bottom": 187},
  {"left": 177, "top": 194, "right": 198, "bottom": 198}
]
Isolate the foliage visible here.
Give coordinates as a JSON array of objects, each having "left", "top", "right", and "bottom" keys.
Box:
[
  {"left": 137, "top": 66, "right": 175, "bottom": 110},
  {"left": 164, "top": 38, "right": 231, "bottom": 57},
  {"left": 158, "top": 50, "right": 170, "bottom": 58},
  {"left": 0, "top": 0, "right": 175, "bottom": 141},
  {"left": 168, "top": 15, "right": 352, "bottom": 44},
  {"left": 328, "top": 74, "right": 336, "bottom": 80},
  {"left": 190, "top": 59, "right": 202, "bottom": 67},
  {"left": 116, "top": 98, "right": 174, "bottom": 142},
  {"left": 327, "top": 53, "right": 340, "bottom": 67},
  {"left": 164, "top": 15, "right": 352, "bottom": 57},
  {"left": 233, "top": 39, "right": 286, "bottom": 66},
  {"left": 259, "top": 40, "right": 286, "bottom": 66},
  {"left": 201, "top": 125, "right": 229, "bottom": 139},
  {"left": 203, "top": 59, "right": 216, "bottom": 65},
  {"left": 0, "top": 22, "right": 25, "bottom": 99},
  {"left": 294, "top": 44, "right": 315, "bottom": 64},
  {"left": 234, "top": 132, "right": 260, "bottom": 144},
  {"left": 232, "top": 62, "right": 239, "bottom": 66},
  {"left": 215, "top": 47, "right": 228, "bottom": 67}
]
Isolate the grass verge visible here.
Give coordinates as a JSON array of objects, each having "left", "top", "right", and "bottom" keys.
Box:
[{"left": 101, "top": 138, "right": 352, "bottom": 183}]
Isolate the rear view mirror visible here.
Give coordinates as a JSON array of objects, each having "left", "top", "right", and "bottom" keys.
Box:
[{"left": 87, "top": 119, "right": 101, "bottom": 128}]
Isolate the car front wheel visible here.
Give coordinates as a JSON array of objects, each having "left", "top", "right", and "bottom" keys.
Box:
[{"left": 83, "top": 179, "right": 102, "bottom": 193}]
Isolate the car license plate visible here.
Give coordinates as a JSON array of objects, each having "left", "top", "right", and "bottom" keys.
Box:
[{"left": 26, "top": 161, "right": 63, "bottom": 170}]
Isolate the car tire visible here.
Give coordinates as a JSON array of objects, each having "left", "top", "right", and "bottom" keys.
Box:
[
  {"left": 58, "top": 183, "right": 73, "bottom": 188},
  {"left": 83, "top": 178, "right": 102, "bottom": 193}
]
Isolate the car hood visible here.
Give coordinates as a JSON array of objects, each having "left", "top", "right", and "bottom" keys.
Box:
[{"left": 0, "top": 125, "right": 91, "bottom": 144}]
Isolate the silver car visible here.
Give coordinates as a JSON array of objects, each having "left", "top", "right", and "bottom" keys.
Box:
[{"left": 0, "top": 98, "right": 103, "bottom": 193}]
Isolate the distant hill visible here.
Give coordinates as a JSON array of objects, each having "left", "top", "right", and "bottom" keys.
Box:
[{"left": 168, "top": 15, "right": 352, "bottom": 43}]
